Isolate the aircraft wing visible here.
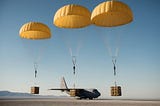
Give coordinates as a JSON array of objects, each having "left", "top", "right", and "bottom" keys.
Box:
[
  {"left": 49, "top": 88, "right": 69, "bottom": 90},
  {"left": 49, "top": 88, "right": 84, "bottom": 91}
]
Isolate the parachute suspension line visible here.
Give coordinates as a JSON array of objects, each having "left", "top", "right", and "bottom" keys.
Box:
[
  {"left": 112, "top": 29, "right": 121, "bottom": 87},
  {"left": 72, "top": 56, "right": 77, "bottom": 89},
  {"left": 33, "top": 62, "right": 39, "bottom": 86},
  {"left": 34, "top": 62, "right": 38, "bottom": 79},
  {"left": 103, "top": 28, "right": 121, "bottom": 87},
  {"left": 112, "top": 57, "right": 117, "bottom": 87},
  {"left": 76, "top": 39, "right": 83, "bottom": 57},
  {"left": 69, "top": 47, "right": 73, "bottom": 57},
  {"left": 101, "top": 29, "right": 118, "bottom": 86},
  {"left": 112, "top": 57, "right": 116, "bottom": 76},
  {"left": 103, "top": 33, "right": 112, "bottom": 57},
  {"left": 68, "top": 47, "right": 77, "bottom": 89},
  {"left": 114, "top": 29, "right": 121, "bottom": 57},
  {"left": 69, "top": 48, "right": 77, "bottom": 75},
  {"left": 72, "top": 56, "right": 76, "bottom": 75}
]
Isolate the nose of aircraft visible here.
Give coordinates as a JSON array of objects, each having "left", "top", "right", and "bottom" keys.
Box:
[
  {"left": 97, "top": 90, "right": 101, "bottom": 97},
  {"left": 93, "top": 89, "right": 101, "bottom": 97}
]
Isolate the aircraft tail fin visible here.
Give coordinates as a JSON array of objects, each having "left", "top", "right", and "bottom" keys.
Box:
[{"left": 60, "top": 77, "right": 68, "bottom": 89}]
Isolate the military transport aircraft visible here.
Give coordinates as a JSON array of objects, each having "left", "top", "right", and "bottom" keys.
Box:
[{"left": 49, "top": 77, "right": 101, "bottom": 99}]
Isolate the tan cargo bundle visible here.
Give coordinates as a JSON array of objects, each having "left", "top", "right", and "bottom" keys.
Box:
[
  {"left": 69, "top": 89, "right": 80, "bottom": 97},
  {"left": 31, "top": 86, "right": 39, "bottom": 94},
  {"left": 111, "top": 86, "right": 122, "bottom": 96}
]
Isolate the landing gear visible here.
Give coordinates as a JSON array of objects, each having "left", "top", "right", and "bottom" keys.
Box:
[
  {"left": 89, "top": 98, "right": 93, "bottom": 100},
  {"left": 78, "top": 97, "right": 93, "bottom": 100}
]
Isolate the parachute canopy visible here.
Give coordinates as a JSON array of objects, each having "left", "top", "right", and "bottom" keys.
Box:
[
  {"left": 54, "top": 4, "right": 91, "bottom": 28},
  {"left": 91, "top": 0, "right": 133, "bottom": 27},
  {"left": 19, "top": 22, "right": 51, "bottom": 40}
]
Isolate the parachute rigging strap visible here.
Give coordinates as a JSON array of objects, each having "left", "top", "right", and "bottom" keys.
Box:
[
  {"left": 72, "top": 56, "right": 76, "bottom": 75},
  {"left": 34, "top": 62, "right": 38, "bottom": 78},
  {"left": 112, "top": 57, "right": 117, "bottom": 76},
  {"left": 114, "top": 81, "right": 117, "bottom": 87},
  {"left": 72, "top": 56, "right": 77, "bottom": 89},
  {"left": 112, "top": 56, "right": 118, "bottom": 87}
]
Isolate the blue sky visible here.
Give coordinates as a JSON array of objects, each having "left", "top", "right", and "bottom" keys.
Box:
[{"left": 0, "top": 0, "right": 160, "bottom": 99}]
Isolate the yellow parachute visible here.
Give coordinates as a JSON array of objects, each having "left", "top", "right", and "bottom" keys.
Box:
[
  {"left": 91, "top": 0, "right": 133, "bottom": 27},
  {"left": 54, "top": 4, "right": 91, "bottom": 28},
  {"left": 19, "top": 22, "right": 51, "bottom": 40}
]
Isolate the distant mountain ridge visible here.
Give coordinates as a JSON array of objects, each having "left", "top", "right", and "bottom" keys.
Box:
[
  {"left": 0, "top": 91, "right": 68, "bottom": 98},
  {"left": 0, "top": 91, "right": 34, "bottom": 97}
]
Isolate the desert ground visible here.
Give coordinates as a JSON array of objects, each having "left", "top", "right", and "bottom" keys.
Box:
[{"left": 0, "top": 98, "right": 160, "bottom": 106}]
